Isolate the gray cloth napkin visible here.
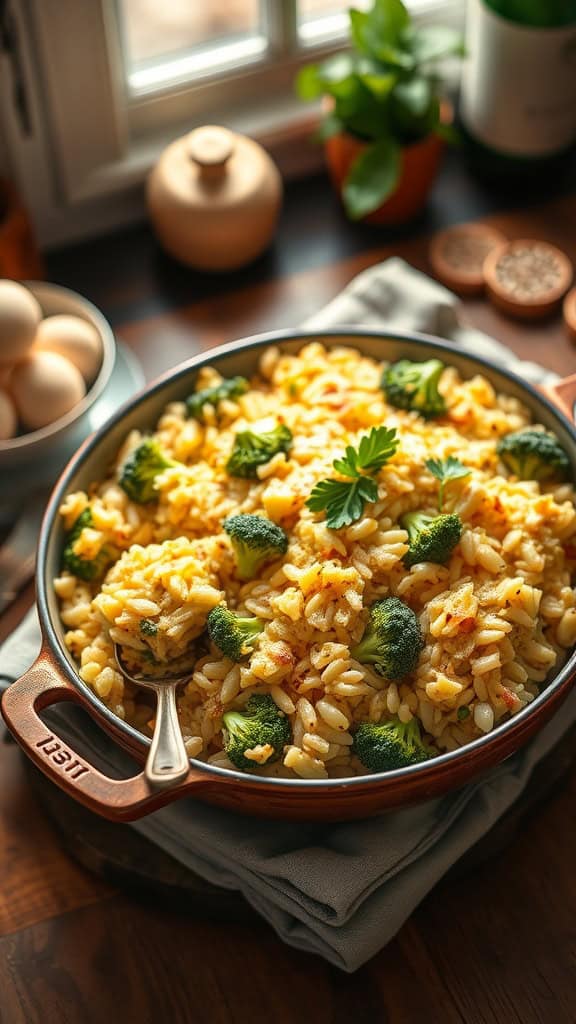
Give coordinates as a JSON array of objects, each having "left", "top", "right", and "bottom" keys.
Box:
[{"left": 1, "top": 258, "right": 571, "bottom": 972}]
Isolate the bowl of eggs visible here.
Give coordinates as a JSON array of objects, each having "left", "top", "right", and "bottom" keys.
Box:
[{"left": 0, "top": 279, "right": 116, "bottom": 521}]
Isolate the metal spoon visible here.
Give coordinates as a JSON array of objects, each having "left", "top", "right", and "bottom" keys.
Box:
[{"left": 114, "top": 643, "right": 190, "bottom": 789}]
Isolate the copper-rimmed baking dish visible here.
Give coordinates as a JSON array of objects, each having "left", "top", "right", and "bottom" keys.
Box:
[{"left": 3, "top": 329, "right": 576, "bottom": 822}]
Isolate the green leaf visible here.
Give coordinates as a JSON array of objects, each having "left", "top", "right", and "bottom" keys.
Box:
[
  {"left": 357, "top": 69, "right": 397, "bottom": 100},
  {"left": 306, "top": 426, "right": 399, "bottom": 528},
  {"left": 333, "top": 446, "right": 361, "bottom": 479},
  {"left": 349, "top": 0, "right": 412, "bottom": 64},
  {"left": 306, "top": 478, "right": 352, "bottom": 513},
  {"left": 332, "top": 75, "right": 386, "bottom": 141},
  {"left": 349, "top": 9, "right": 372, "bottom": 55},
  {"left": 317, "top": 52, "right": 357, "bottom": 87},
  {"left": 374, "top": 44, "right": 415, "bottom": 70},
  {"left": 296, "top": 64, "right": 324, "bottom": 101},
  {"left": 393, "top": 77, "right": 431, "bottom": 119},
  {"left": 356, "top": 425, "right": 400, "bottom": 473},
  {"left": 335, "top": 100, "right": 385, "bottom": 142},
  {"left": 331, "top": 425, "right": 399, "bottom": 478},
  {"left": 342, "top": 139, "right": 401, "bottom": 220},
  {"left": 426, "top": 456, "right": 470, "bottom": 484},
  {"left": 389, "top": 77, "right": 439, "bottom": 142},
  {"left": 425, "top": 456, "right": 471, "bottom": 509},
  {"left": 369, "top": 0, "right": 410, "bottom": 48},
  {"left": 435, "top": 120, "right": 461, "bottom": 146},
  {"left": 408, "top": 25, "right": 465, "bottom": 64},
  {"left": 307, "top": 477, "right": 379, "bottom": 530},
  {"left": 296, "top": 53, "right": 356, "bottom": 102},
  {"left": 316, "top": 112, "right": 345, "bottom": 142}
]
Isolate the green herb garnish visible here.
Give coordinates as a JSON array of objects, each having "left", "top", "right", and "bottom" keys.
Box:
[
  {"left": 457, "top": 706, "right": 470, "bottom": 722},
  {"left": 306, "top": 425, "right": 399, "bottom": 529},
  {"left": 425, "top": 456, "right": 470, "bottom": 510}
]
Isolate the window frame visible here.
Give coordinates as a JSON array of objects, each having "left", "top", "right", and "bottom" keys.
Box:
[{"left": 1, "top": 0, "right": 463, "bottom": 246}]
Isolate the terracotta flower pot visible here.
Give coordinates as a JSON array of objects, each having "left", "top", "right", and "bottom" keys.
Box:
[{"left": 324, "top": 106, "right": 450, "bottom": 226}]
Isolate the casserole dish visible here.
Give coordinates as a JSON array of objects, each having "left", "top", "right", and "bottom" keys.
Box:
[{"left": 3, "top": 328, "right": 576, "bottom": 822}]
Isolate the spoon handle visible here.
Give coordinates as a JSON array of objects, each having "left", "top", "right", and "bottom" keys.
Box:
[{"left": 146, "top": 682, "right": 190, "bottom": 788}]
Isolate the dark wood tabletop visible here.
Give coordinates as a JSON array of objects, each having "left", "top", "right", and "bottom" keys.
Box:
[{"left": 2, "top": 159, "right": 576, "bottom": 1023}]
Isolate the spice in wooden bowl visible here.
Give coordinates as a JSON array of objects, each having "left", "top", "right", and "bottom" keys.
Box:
[
  {"left": 484, "top": 239, "right": 573, "bottom": 320},
  {"left": 429, "top": 223, "right": 507, "bottom": 295}
]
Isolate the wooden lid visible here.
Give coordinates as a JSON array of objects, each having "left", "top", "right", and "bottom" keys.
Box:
[
  {"left": 564, "top": 287, "right": 576, "bottom": 340},
  {"left": 187, "top": 126, "right": 235, "bottom": 173},
  {"left": 429, "top": 223, "right": 508, "bottom": 296},
  {"left": 484, "top": 239, "right": 573, "bottom": 320}
]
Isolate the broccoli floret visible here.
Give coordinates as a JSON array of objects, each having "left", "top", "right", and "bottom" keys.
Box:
[
  {"left": 140, "top": 618, "right": 158, "bottom": 636},
  {"left": 186, "top": 376, "right": 249, "bottom": 421},
  {"left": 223, "top": 514, "right": 288, "bottom": 581},
  {"left": 497, "top": 429, "right": 571, "bottom": 483},
  {"left": 119, "top": 438, "right": 180, "bottom": 504},
  {"left": 226, "top": 424, "right": 292, "bottom": 479},
  {"left": 400, "top": 511, "right": 462, "bottom": 567},
  {"left": 353, "top": 717, "right": 433, "bottom": 773},
  {"left": 222, "top": 693, "right": 291, "bottom": 772},
  {"left": 207, "top": 605, "right": 264, "bottom": 661},
  {"left": 351, "top": 597, "right": 423, "bottom": 680},
  {"left": 62, "top": 507, "right": 112, "bottom": 582},
  {"left": 381, "top": 358, "right": 446, "bottom": 418}
]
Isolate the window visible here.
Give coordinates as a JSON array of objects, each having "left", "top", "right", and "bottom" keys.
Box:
[
  {"left": 0, "top": 0, "right": 462, "bottom": 245},
  {"left": 120, "top": 1, "right": 266, "bottom": 95}
]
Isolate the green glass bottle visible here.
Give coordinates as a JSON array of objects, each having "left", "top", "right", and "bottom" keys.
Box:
[{"left": 459, "top": 0, "right": 576, "bottom": 179}]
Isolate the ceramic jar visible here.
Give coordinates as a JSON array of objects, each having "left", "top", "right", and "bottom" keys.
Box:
[{"left": 147, "top": 125, "right": 283, "bottom": 271}]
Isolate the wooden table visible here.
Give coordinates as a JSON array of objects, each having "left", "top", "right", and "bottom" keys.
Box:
[{"left": 2, "top": 164, "right": 576, "bottom": 1023}]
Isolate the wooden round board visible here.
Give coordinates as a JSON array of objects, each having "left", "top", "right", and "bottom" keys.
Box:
[{"left": 25, "top": 724, "right": 576, "bottom": 909}]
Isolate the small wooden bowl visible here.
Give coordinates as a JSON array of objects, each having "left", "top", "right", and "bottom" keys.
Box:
[
  {"left": 484, "top": 239, "right": 573, "bottom": 320},
  {"left": 429, "top": 223, "right": 508, "bottom": 296}
]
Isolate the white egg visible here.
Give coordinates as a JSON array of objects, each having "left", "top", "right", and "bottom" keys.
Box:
[
  {"left": 0, "top": 388, "right": 17, "bottom": 440},
  {"left": 34, "top": 314, "right": 103, "bottom": 382},
  {"left": 0, "top": 280, "right": 41, "bottom": 365},
  {"left": 11, "top": 350, "right": 86, "bottom": 431}
]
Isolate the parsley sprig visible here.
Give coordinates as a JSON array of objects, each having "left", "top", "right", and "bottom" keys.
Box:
[
  {"left": 425, "top": 456, "right": 471, "bottom": 510},
  {"left": 306, "top": 426, "right": 399, "bottom": 529}
]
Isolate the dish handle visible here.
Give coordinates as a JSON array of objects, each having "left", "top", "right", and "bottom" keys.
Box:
[
  {"left": 542, "top": 373, "right": 576, "bottom": 422},
  {"left": 1, "top": 651, "right": 211, "bottom": 821}
]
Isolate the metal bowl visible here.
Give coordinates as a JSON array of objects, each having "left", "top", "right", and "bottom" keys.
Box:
[
  {"left": 3, "top": 328, "right": 576, "bottom": 821},
  {"left": 0, "top": 281, "right": 116, "bottom": 522}
]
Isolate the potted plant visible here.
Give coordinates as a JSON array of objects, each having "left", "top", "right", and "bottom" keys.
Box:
[{"left": 296, "top": 0, "right": 463, "bottom": 224}]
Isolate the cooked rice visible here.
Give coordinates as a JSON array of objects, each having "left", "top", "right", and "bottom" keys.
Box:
[{"left": 54, "top": 342, "right": 576, "bottom": 777}]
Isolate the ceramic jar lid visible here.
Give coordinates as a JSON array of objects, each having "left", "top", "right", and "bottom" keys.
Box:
[{"left": 147, "top": 125, "right": 283, "bottom": 272}]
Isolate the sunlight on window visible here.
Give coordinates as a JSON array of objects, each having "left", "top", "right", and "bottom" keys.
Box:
[
  {"left": 120, "top": 0, "right": 261, "bottom": 66},
  {"left": 299, "top": 0, "right": 369, "bottom": 21},
  {"left": 120, "top": 0, "right": 265, "bottom": 93},
  {"left": 298, "top": 0, "right": 370, "bottom": 44},
  {"left": 120, "top": 0, "right": 440, "bottom": 94}
]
